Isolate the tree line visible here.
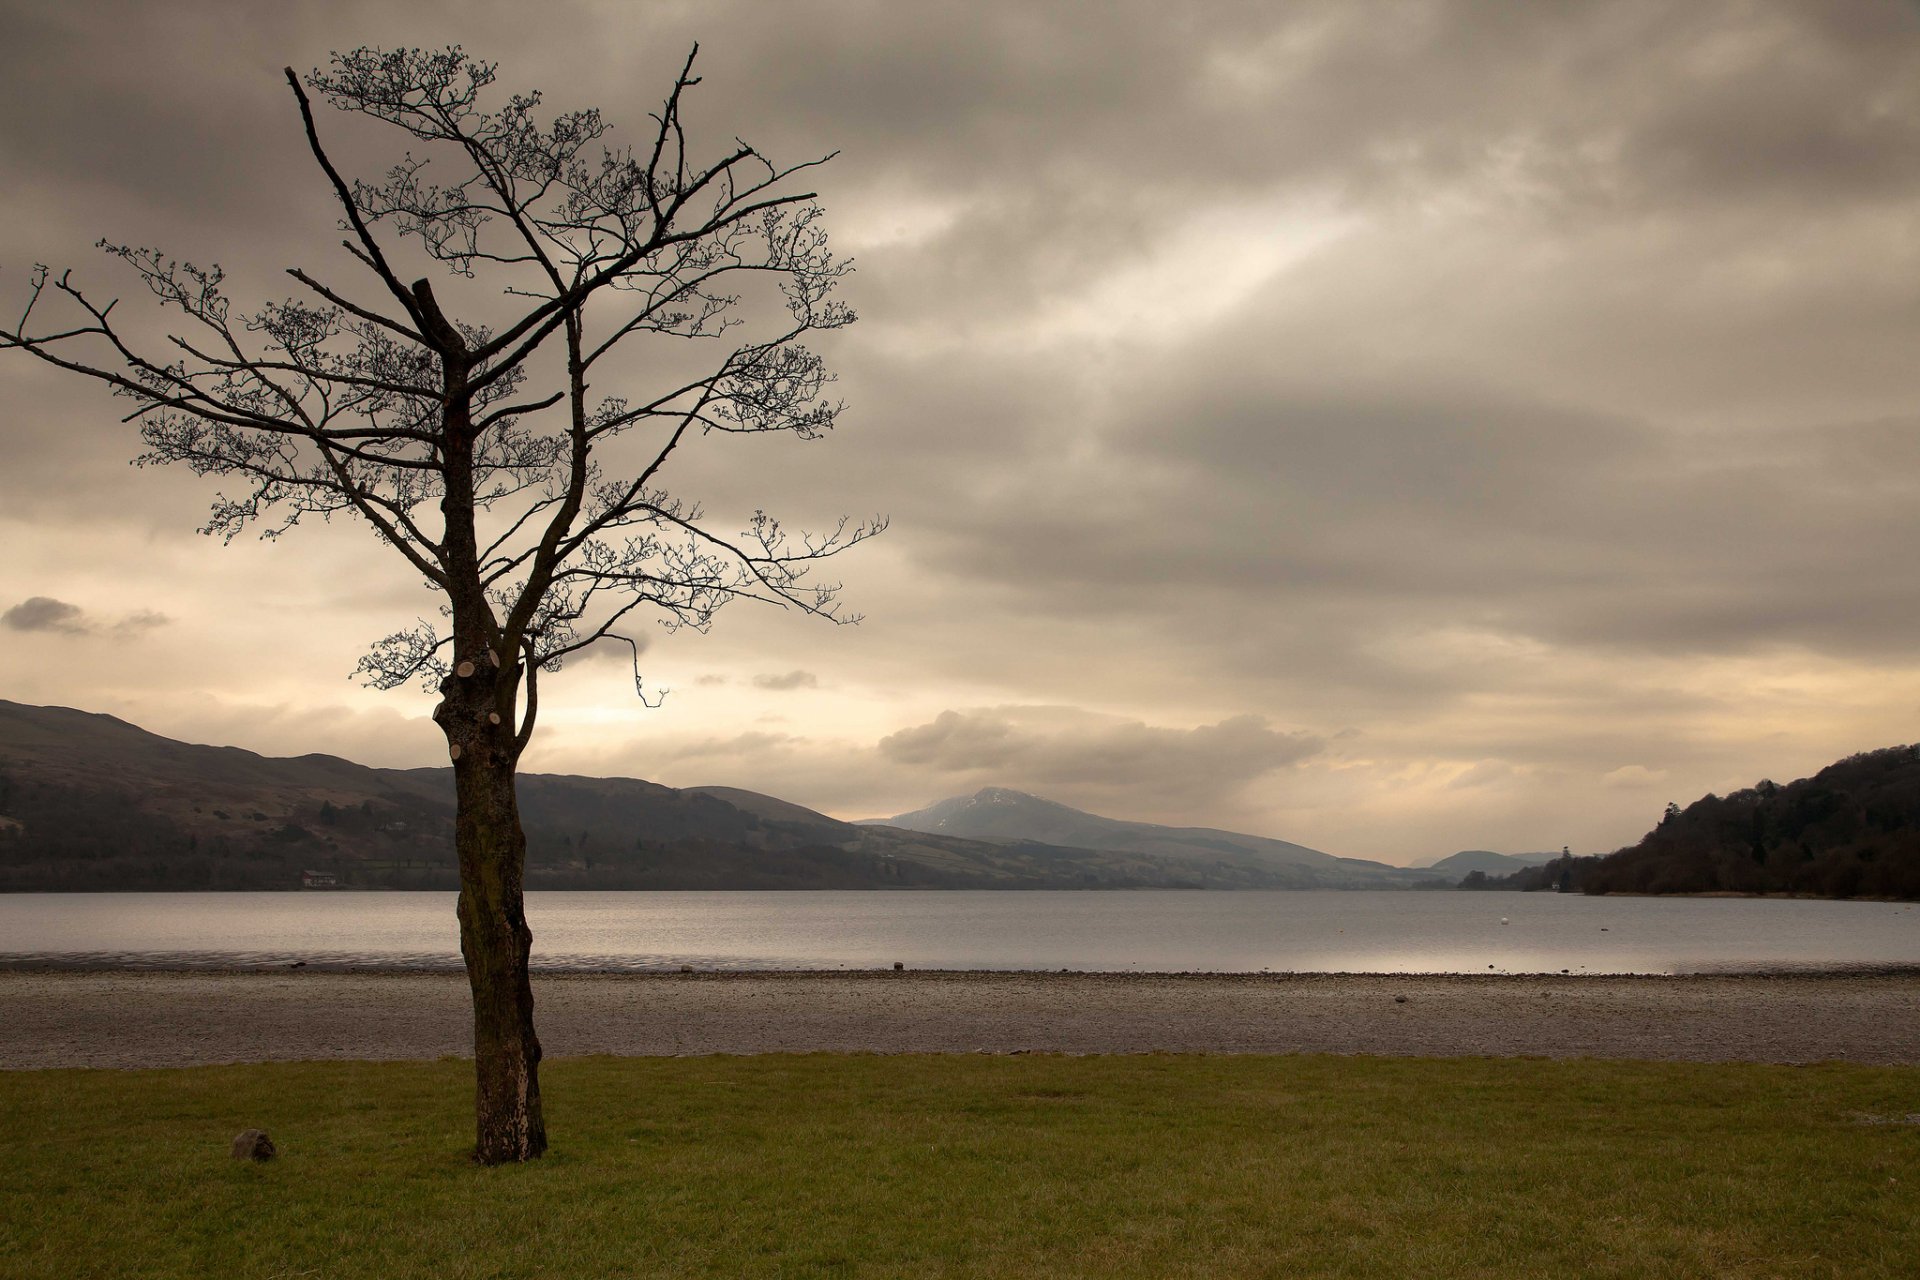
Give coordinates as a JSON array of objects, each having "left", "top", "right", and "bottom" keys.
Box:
[{"left": 1464, "top": 745, "right": 1920, "bottom": 899}]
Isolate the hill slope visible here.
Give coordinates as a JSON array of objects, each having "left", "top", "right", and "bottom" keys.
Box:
[
  {"left": 872, "top": 787, "right": 1441, "bottom": 889},
  {"left": 0, "top": 701, "right": 1354, "bottom": 891},
  {"left": 1477, "top": 746, "right": 1920, "bottom": 899},
  {"left": 1422, "top": 850, "right": 1560, "bottom": 877}
]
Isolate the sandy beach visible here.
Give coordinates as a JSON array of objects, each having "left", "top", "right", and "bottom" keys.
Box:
[{"left": 2, "top": 968, "right": 1917, "bottom": 1069}]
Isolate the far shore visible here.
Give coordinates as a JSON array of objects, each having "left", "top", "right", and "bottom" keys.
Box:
[
  {"left": 3, "top": 968, "right": 1916, "bottom": 1070},
  {"left": 1590, "top": 889, "right": 1920, "bottom": 901}
]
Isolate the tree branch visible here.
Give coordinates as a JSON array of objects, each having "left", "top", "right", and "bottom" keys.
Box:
[{"left": 284, "top": 67, "right": 432, "bottom": 341}]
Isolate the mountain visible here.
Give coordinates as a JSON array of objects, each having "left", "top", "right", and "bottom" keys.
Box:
[
  {"left": 1420, "top": 849, "right": 1560, "bottom": 877},
  {"left": 685, "top": 786, "right": 846, "bottom": 829},
  {"left": 1471, "top": 746, "right": 1920, "bottom": 899},
  {"left": 868, "top": 787, "right": 1443, "bottom": 889},
  {"left": 0, "top": 701, "right": 1375, "bottom": 892}
]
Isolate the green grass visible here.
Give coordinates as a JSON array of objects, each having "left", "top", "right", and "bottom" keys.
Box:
[{"left": 2, "top": 1054, "right": 1915, "bottom": 1279}]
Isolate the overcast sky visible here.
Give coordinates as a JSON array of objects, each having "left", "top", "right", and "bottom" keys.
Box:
[{"left": 4, "top": 0, "right": 1919, "bottom": 863}]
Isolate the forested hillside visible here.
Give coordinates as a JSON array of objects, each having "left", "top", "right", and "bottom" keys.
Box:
[{"left": 1476, "top": 746, "right": 1920, "bottom": 899}]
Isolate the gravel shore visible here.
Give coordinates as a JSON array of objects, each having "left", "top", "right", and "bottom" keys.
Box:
[{"left": 4, "top": 969, "right": 1918, "bottom": 1069}]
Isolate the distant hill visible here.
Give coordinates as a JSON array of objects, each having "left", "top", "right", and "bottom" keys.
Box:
[
  {"left": 869, "top": 786, "right": 1443, "bottom": 889},
  {"left": 1472, "top": 746, "right": 1920, "bottom": 899},
  {"left": 1420, "top": 849, "right": 1560, "bottom": 877},
  {"left": 0, "top": 701, "right": 1391, "bottom": 892},
  {"left": 685, "top": 786, "right": 847, "bottom": 829}
]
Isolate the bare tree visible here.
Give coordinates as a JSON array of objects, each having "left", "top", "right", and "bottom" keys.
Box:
[{"left": 0, "top": 46, "right": 879, "bottom": 1163}]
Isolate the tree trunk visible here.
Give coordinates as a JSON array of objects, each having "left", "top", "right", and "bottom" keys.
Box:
[
  {"left": 448, "top": 703, "right": 546, "bottom": 1164},
  {"left": 422, "top": 317, "right": 545, "bottom": 1164}
]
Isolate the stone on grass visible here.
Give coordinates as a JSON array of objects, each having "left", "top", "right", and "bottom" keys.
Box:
[{"left": 230, "top": 1128, "right": 276, "bottom": 1161}]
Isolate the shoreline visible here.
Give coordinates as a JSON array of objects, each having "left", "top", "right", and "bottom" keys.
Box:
[
  {"left": 4, "top": 968, "right": 1917, "bottom": 1070},
  {"left": 7, "top": 958, "right": 1920, "bottom": 980}
]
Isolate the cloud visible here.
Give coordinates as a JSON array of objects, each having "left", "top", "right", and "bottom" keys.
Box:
[
  {"left": 1603, "top": 765, "right": 1670, "bottom": 789},
  {"left": 112, "top": 609, "right": 170, "bottom": 637},
  {"left": 878, "top": 706, "right": 1324, "bottom": 815},
  {"left": 1446, "top": 761, "right": 1518, "bottom": 792},
  {"left": 752, "top": 670, "right": 820, "bottom": 691},
  {"left": 3, "top": 597, "right": 173, "bottom": 639},
  {"left": 560, "top": 633, "right": 652, "bottom": 667},
  {"left": 3, "top": 596, "right": 89, "bottom": 634},
  {"left": 662, "top": 730, "right": 796, "bottom": 760},
  {"left": 5, "top": 1, "right": 1920, "bottom": 862}
]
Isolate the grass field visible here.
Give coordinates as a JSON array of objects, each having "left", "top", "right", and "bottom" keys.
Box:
[{"left": 2, "top": 1053, "right": 1916, "bottom": 1278}]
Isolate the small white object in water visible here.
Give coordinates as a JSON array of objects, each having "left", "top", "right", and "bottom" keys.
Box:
[{"left": 1500, "top": 917, "right": 1510, "bottom": 925}]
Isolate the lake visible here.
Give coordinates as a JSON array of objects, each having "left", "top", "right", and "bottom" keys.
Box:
[{"left": 1, "top": 890, "right": 1915, "bottom": 974}]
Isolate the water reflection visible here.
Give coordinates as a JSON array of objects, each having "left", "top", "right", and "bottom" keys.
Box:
[{"left": 0, "top": 890, "right": 1914, "bottom": 975}]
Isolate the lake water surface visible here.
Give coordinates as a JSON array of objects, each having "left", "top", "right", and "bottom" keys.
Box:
[{"left": 2, "top": 890, "right": 1916, "bottom": 974}]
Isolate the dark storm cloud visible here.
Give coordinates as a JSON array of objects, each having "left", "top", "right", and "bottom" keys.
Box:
[
  {"left": 687, "top": 2, "right": 1920, "bottom": 205},
  {"left": 662, "top": 0, "right": 1920, "bottom": 353},
  {"left": 896, "top": 362, "right": 1920, "bottom": 669},
  {"left": 635, "top": 0, "right": 1920, "bottom": 698},
  {"left": 9, "top": 0, "right": 1918, "bottom": 286}
]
